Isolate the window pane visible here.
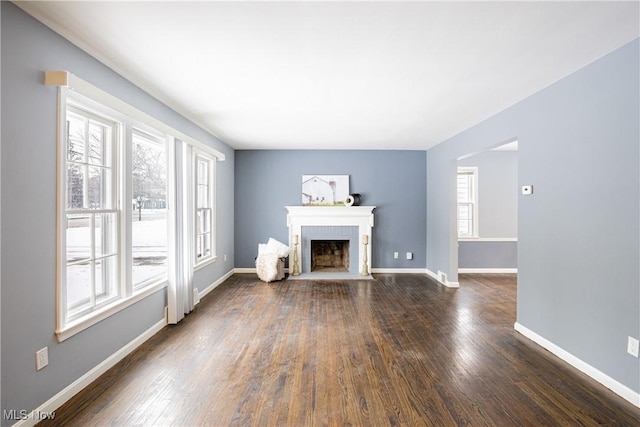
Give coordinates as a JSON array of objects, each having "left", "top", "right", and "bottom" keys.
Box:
[
  {"left": 458, "top": 205, "right": 470, "bottom": 220},
  {"left": 196, "top": 235, "right": 203, "bottom": 259},
  {"left": 132, "top": 210, "right": 167, "bottom": 285},
  {"left": 95, "top": 213, "right": 117, "bottom": 258},
  {"left": 132, "top": 131, "right": 167, "bottom": 286},
  {"left": 67, "top": 214, "right": 91, "bottom": 262},
  {"left": 457, "top": 204, "right": 473, "bottom": 236},
  {"left": 67, "top": 115, "right": 86, "bottom": 162},
  {"left": 458, "top": 220, "right": 470, "bottom": 236},
  {"left": 88, "top": 122, "right": 108, "bottom": 165},
  {"left": 202, "top": 209, "right": 211, "bottom": 233},
  {"left": 457, "top": 175, "right": 471, "bottom": 203},
  {"left": 88, "top": 166, "right": 110, "bottom": 209},
  {"left": 67, "top": 163, "right": 85, "bottom": 209},
  {"left": 95, "top": 256, "right": 118, "bottom": 302},
  {"left": 196, "top": 209, "right": 203, "bottom": 235},
  {"left": 197, "top": 184, "right": 208, "bottom": 208},
  {"left": 198, "top": 159, "right": 208, "bottom": 183},
  {"left": 203, "top": 232, "right": 211, "bottom": 257},
  {"left": 67, "top": 261, "right": 91, "bottom": 312}
]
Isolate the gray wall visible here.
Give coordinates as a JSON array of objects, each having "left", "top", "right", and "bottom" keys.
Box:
[
  {"left": 458, "top": 241, "right": 517, "bottom": 269},
  {"left": 235, "top": 150, "right": 427, "bottom": 269},
  {"left": 458, "top": 150, "right": 518, "bottom": 269},
  {"left": 0, "top": 3, "right": 234, "bottom": 421},
  {"left": 427, "top": 39, "right": 639, "bottom": 392}
]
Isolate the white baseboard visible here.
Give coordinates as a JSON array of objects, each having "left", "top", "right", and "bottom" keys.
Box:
[
  {"left": 15, "top": 318, "right": 167, "bottom": 427},
  {"left": 458, "top": 237, "right": 518, "bottom": 242},
  {"left": 426, "top": 268, "right": 459, "bottom": 288},
  {"left": 458, "top": 268, "right": 517, "bottom": 274},
  {"left": 198, "top": 268, "right": 235, "bottom": 299},
  {"left": 514, "top": 322, "right": 640, "bottom": 408},
  {"left": 371, "top": 268, "right": 428, "bottom": 274},
  {"left": 235, "top": 267, "right": 435, "bottom": 276}
]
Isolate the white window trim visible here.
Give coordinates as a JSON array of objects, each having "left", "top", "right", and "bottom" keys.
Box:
[
  {"left": 56, "top": 87, "right": 171, "bottom": 341},
  {"left": 56, "top": 282, "right": 166, "bottom": 342},
  {"left": 47, "top": 70, "right": 225, "bottom": 341},
  {"left": 457, "top": 166, "right": 479, "bottom": 239}
]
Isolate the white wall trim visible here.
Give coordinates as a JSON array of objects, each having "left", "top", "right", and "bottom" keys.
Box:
[
  {"left": 235, "top": 267, "right": 447, "bottom": 277},
  {"left": 234, "top": 267, "right": 468, "bottom": 289},
  {"left": 371, "top": 268, "right": 428, "bottom": 274},
  {"left": 458, "top": 237, "right": 518, "bottom": 242},
  {"left": 426, "top": 268, "right": 460, "bottom": 288},
  {"left": 234, "top": 267, "right": 258, "bottom": 274},
  {"left": 198, "top": 268, "right": 235, "bottom": 299},
  {"left": 15, "top": 318, "right": 167, "bottom": 427},
  {"left": 458, "top": 268, "right": 517, "bottom": 274},
  {"left": 55, "top": 282, "right": 166, "bottom": 342},
  {"left": 514, "top": 322, "right": 640, "bottom": 408}
]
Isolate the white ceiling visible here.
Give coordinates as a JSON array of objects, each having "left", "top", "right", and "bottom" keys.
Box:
[{"left": 17, "top": 1, "right": 639, "bottom": 150}]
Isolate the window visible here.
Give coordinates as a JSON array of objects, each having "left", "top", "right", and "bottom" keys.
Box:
[
  {"left": 194, "top": 152, "right": 215, "bottom": 267},
  {"left": 457, "top": 167, "right": 478, "bottom": 238},
  {"left": 131, "top": 129, "right": 168, "bottom": 287},
  {"left": 51, "top": 70, "right": 224, "bottom": 338},
  {"left": 58, "top": 94, "right": 168, "bottom": 339},
  {"left": 65, "top": 107, "right": 119, "bottom": 318}
]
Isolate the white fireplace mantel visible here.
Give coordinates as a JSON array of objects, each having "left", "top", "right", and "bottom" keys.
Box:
[{"left": 285, "top": 206, "right": 375, "bottom": 276}]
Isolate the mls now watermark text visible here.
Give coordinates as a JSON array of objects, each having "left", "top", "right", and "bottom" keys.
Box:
[{"left": 3, "top": 409, "right": 56, "bottom": 421}]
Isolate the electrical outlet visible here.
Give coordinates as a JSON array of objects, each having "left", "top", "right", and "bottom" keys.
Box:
[
  {"left": 393, "top": 252, "right": 399, "bottom": 259},
  {"left": 628, "top": 337, "right": 639, "bottom": 358},
  {"left": 522, "top": 185, "right": 533, "bottom": 195},
  {"left": 36, "top": 347, "right": 48, "bottom": 370},
  {"left": 406, "top": 252, "right": 413, "bottom": 260}
]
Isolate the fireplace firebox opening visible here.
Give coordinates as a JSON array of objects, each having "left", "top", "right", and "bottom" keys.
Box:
[{"left": 311, "top": 240, "right": 350, "bottom": 272}]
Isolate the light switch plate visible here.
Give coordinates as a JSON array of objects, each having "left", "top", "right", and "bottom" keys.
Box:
[{"left": 628, "top": 337, "right": 639, "bottom": 358}]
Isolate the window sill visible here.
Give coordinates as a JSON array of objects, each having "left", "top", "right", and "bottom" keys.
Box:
[
  {"left": 56, "top": 281, "right": 167, "bottom": 342},
  {"left": 194, "top": 255, "right": 218, "bottom": 272}
]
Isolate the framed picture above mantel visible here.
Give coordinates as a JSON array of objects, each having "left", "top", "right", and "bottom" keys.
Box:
[{"left": 302, "top": 175, "right": 349, "bottom": 206}]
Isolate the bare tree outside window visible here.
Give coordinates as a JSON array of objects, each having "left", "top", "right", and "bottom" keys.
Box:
[{"left": 131, "top": 131, "right": 167, "bottom": 287}]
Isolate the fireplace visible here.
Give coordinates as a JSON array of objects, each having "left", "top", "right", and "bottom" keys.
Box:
[
  {"left": 311, "top": 240, "right": 349, "bottom": 272},
  {"left": 285, "top": 206, "right": 375, "bottom": 278}
]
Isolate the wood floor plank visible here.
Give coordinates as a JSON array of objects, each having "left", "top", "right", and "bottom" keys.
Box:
[{"left": 40, "top": 273, "right": 640, "bottom": 426}]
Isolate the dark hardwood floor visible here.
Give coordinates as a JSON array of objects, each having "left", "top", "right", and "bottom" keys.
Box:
[{"left": 42, "top": 273, "right": 640, "bottom": 426}]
